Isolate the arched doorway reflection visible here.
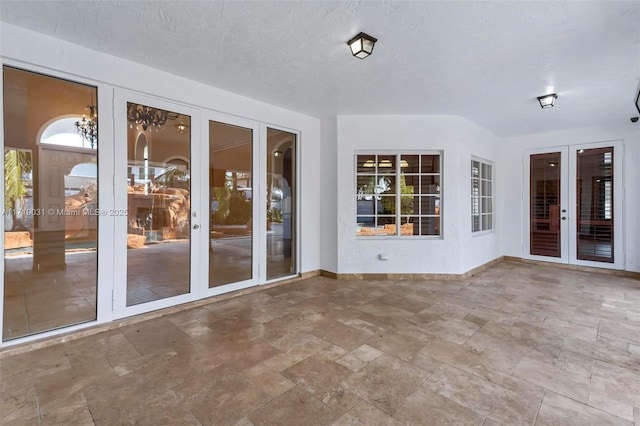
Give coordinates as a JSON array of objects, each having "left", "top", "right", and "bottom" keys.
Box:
[{"left": 2, "top": 66, "right": 98, "bottom": 341}]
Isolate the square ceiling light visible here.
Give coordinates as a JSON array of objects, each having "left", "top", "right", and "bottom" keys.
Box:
[
  {"left": 347, "top": 32, "right": 377, "bottom": 59},
  {"left": 537, "top": 93, "right": 558, "bottom": 108}
]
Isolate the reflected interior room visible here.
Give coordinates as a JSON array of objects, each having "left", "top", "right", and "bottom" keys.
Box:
[
  {"left": 3, "top": 67, "right": 99, "bottom": 340},
  {"left": 266, "top": 128, "right": 296, "bottom": 280},
  {"left": 209, "top": 120, "right": 253, "bottom": 288},
  {"left": 125, "top": 102, "right": 192, "bottom": 306}
]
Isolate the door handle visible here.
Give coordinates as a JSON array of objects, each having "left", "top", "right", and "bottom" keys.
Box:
[
  {"left": 193, "top": 224, "right": 200, "bottom": 229},
  {"left": 561, "top": 217, "right": 567, "bottom": 220}
]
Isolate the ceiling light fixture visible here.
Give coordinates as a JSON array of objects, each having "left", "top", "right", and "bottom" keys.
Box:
[
  {"left": 537, "top": 93, "right": 558, "bottom": 109},
  {"left": 274, "top": 150, "right": 283, "bottom": 158},
  {"left": 174, "top": 121, "right": 189, "bottom": 134},
  {"left": 347, "top": 32, "right": 377, "bottom": 59},
  {"left": 127, "top": 103, "right": 179, "bottom": 132},
  {"left": 363, "top": 159, "right": 376, "bottom": 167},
  {"left": 74, "top": 104, "right": 98, "bottom": 149}
]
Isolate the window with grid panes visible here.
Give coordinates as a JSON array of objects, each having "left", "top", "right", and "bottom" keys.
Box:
[
  {"left": 356, "top": 153, "right": 442, "bottom": 237},
  {"left": 471, "top": 158, "right": 493, "bottom": 232}
]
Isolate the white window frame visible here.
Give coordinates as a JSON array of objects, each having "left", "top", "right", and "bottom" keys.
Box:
[
  {"left": 471, "top": 156, "right": 494, "bottom": 234},
  {"left": 355, "top": 151, "right": 443, "bottom": 239}
]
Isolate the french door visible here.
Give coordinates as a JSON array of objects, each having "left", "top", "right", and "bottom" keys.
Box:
[
  {"left": 113, "top": 91, "right": 201, "bottom": 318},
  {"left": 524, "top": 141, "right": 624, "bottom": 269},
  {"left": 111, "top": 92, "right": 298, "bottom": 319},
  {"left": 2, "top": 77, "right": 298, "bottom": 343},
  {"left": 198, "top": 112, "right": 260, "bottom": 298}
]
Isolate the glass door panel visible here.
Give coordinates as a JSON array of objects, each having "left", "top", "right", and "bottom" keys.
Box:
[
  {"left": 576, "top": 147, "right": 614, "bottom": 263},
  {"left": 3, "top": 66, "right": 98, "bottom": 341},
  {"left": 209, "top": 121, "right": 253, "bottom": 288},
  {"left": 126, "top": 102, "right": 191, "bottom": 306},
  {"left": 266, "top": 128, "right": 296, "bottom": 280},
  {"left": 529, "top": 153, "right": 562, "bottom": 257}
]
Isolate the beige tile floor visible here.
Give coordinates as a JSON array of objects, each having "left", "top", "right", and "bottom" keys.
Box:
[
  {"left": 1, "top": 261, "right": 640, "bottom": 425},
  {"left": 4, "top": 234, "right": 292, "bottom": 340}
]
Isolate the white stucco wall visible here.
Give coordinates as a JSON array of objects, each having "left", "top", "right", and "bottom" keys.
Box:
[
  {"left": 336, "top": 115, "right": 502, "bottom": 275},
  {"left": 320, "top": 116, "right": 338, "bottom": 273},
  {"left": 0, "top": 24, "right": 322, "bottom": 275},
  {"left": 500, "top": 123, "right": 640, "bottom": 272}
]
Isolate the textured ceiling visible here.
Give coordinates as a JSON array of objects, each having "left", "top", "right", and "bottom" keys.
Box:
[{"left": 1, "top": 1, "right": 639, "bottom": 136}]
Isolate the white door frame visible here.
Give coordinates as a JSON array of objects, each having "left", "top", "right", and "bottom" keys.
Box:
[
  {"left": 112, "top": 90, "right": 200, "bottom": 320},
  {"left": 523, "top": 140, "right": 624, "bottom": 269}
]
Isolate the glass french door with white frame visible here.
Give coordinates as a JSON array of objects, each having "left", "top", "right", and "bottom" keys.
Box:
[
  {"left": 198, "top": 111, "right": 260, "bottom": 298},
  {"left": 113, "top": 91, "right": 201, "bottom": 319},
  {"left": 523, "top": 140, "right": 624, "bottom": 270}
]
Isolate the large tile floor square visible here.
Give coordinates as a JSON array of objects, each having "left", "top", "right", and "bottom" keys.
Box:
[{"left": 1, "top": 261, "right": 639, "bottom": 425}]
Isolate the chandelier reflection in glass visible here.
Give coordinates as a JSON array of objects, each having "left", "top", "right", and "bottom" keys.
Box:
[
  {"left": 74, "top": 104, "right": 98, "bottom": 149},
  {"left": 127, "top": 103, "right": 179, "bottom": 132}
]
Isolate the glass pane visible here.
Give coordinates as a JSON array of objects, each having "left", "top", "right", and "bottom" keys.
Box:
[
  {"left": 576, "top": 147, "right": 614, "bottom": 263},
  {"left": 482, "top": 180, "right": 492, "bottom": 196},
  {"left": 401, "top": 155, "right": 419, "bottom": 173},
  {"left": 403, "top": 175, "right": 419, "bottom": 191},
  {"left": 357, "top": 155, "right": 376, "bottom": 173},
  {"left": 267, "top": 128, "right": 296, "bottom": 279},
  {"left": 400, "top": 194, "right": 417, "bottom": 216},
  {"left": 471, "top": 160, "right": 480, "bottom": 177},
  {"left": 377, "top": 176, "right": 395, "bottom": 195},
  {"left": 421, "top": 155, "right": 440, "bottom": 173},
  {"left": 530, "top": 153, "right": 561, "bottom": 257},
  {"left": 377, "top": 155, "right": 395, "bottom": 173},
  {"left": 376, "top": 216, "right": 396, "bottom": 235},
  {"left": 126, "top": 102, "right": 190, "bottom": 305},
  {"left": 378, "top": 196, "right": 396, "bottom": 215},
  {"left": 356, "top": 216, "right": 375, "bottom": 236},
  {"left": 420, "top": 196, "right": 440, "bottom": 215},
  {"left": 472, "top": 215, "right": 481, "bottom": 232},
  {"left": 402, "top": 217, "right": 420, "bottom": 235},
  {"left": 481, "top": 197, "right": 492, "bottom": 213},
  {"left": 471, "top": 195, "right": 479, "bottom": 216},
  {"left": 420, "top": 217, "right": 440, "bottom": 236},
  {"left": 3, "top": 66, "right": 98, "bottom": 340},
  {"left": 209, "top": 121, "right": 253, "bottom": 288},
  {"left": 421, "top": 175, "right": 440, "bottom": 195},
  {"left": 472, "top": 178, "right": 480, "bottom": 194},
  {"left": 482, "top": 163, "right": 492, "bottom": 179},
  {"left": 357, "top": 196, "right": 376, "bottom": 217},
  {"left": 482, "top": 214, "right": 492, "bottom": 231},
  {"left": 357, "top": 176, "right": 376, "bottom": 195}
]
